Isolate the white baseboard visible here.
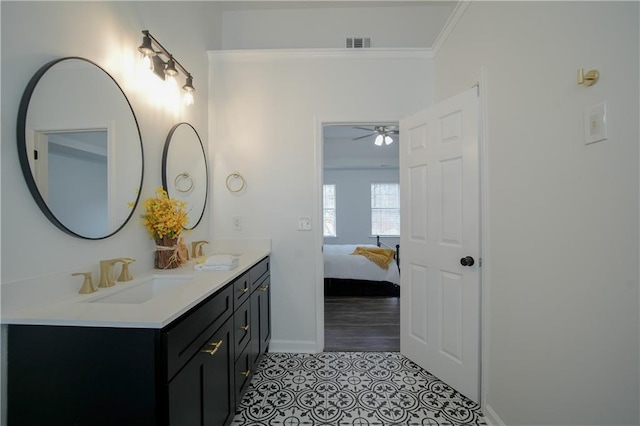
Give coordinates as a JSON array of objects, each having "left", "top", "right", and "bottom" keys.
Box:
[
  {"left": 483, "top": 404, "right": 505, "bottom": 426},
  {"left": 268, "top": 339, "right": 318, "bottom": 354}
]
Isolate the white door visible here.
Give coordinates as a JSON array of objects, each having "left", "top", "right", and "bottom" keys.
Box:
[{"left": 399, "top": 88, "right": 480, "bottom": 402}]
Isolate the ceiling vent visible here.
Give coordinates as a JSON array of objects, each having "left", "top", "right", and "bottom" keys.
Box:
[{"left": 346, "top": 37, "right": 371, "bottom": 49}]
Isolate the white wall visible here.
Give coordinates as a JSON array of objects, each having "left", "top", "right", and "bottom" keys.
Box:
[
  {"left": 221, "top": 3, "right": 455, "bottom": 49},
  {"left": 209, "top": 50, "right": 434, "bottom": 351},
  {"left": 1, "top": 2, "right": 221, "bottom": 422},
  {"left": 435, "top": 2, "right": 640, "bottom": 425},
  {"left": 324, "top": 168, "right": 399, "bottom": 248},
  {"left": 1, "top": 1, "right": 217, "bottom": 282}
]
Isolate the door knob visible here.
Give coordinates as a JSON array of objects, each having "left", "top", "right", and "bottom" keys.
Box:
[{"left": 460, "top": 256, "right": 475, "bottom": 266}]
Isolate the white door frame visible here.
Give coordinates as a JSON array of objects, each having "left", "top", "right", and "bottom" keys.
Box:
[
  {"left": 477, "top": 70, "right": 492, "bottom": 412},
  {"left": 312, "top": 71, "right": 490, "bottom": 410},
  {"left": 313, "top": 116, "right": 403, "bottom": 353}
]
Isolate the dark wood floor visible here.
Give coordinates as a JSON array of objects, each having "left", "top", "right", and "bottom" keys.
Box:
[{"left": 324, "top": 296, "right": 400, "bottom": 352}]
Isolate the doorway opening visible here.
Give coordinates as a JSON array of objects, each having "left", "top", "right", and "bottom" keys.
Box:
[{"left": 321, "top": 122, "right": 401, "bottom": 352}]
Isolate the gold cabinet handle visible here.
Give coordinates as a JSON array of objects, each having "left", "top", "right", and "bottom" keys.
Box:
[
  {"left": 201, "top": 340, "right": 223, "bottom": 356},
  {"left": 239, "top": 325, "right": 249, "bottom": 331},
  {"left": 259, "top": 285, "right": 269, "bottom": 291},
  {"left": 238, "top": 287, "right": 249, "bottom": 294},
  {"left": 240, "top": 370, "right": 251, "bottom": 377}
]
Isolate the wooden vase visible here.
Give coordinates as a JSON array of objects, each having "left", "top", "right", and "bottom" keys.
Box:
[{"left": 155, "top": 236, "right": 180, "bottom": 269}]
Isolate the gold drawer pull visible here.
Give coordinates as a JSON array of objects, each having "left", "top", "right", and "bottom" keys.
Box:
[
  {"left": 240, "top": 369, "right": 251, "bottom": 377},
  {"left": 238, "top": 287, "right": 249, "bottom": 294},
  {"left": 201, "top": 340, "right": 223, "bottom": 356},
  {"left": 259, "top": 285, "right": 269, "bottom": 291},
  {"left": 239, "top": 325, "right": 250, "bottom": 331}
]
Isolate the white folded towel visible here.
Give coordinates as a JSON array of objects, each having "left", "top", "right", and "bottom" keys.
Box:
[
  {"left": 203, "top": 255, "right": 238, "bottom": 266},
  {"left": 194, "top": 255, "right": 239, "bottom": 271},
  {"left": 194, "top": 263, "right": 238, "bottom": 271}
]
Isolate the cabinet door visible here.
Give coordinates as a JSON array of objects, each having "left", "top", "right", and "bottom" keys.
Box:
[
  {"left": 235, "top": 345, "right": 253, "bottom": 403},
  {"left": 168, "top": 317, "right": 235, "bottom": 426},
  {"left": 234, "top": 298, "right": 251, "bottom": 358},
  {"left": 249, "top": 291, "right": 261, "bottom": 368},
  {"left": 258, "top": 276, "right": 272, "bottom": 354}
]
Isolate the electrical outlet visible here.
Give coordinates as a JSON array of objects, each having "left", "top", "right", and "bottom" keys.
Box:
[
  {"left": 233, "top": 216, "right": 242, "bottom": 231},
  {"left": 298, "top": 217, "right": 312, "bottom": 231}
]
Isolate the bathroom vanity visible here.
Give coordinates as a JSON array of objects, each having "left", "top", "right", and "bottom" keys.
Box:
[{"left": 5, "top": 252, "right": 270, "bottom": 426}]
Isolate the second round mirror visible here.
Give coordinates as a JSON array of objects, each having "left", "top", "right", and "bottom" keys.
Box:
[{"left": 162, "top": 123, "right": 208, "bottom": 230}]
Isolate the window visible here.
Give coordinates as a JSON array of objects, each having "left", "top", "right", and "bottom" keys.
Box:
[
  {"left": 371, "top": 183, "right": 400, "bottom": 236},
  {"left": 323, "top": 184, "right": 336, "bottom": 237}
]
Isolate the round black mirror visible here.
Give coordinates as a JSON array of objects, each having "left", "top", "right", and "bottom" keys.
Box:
[
  {"left": 17, "top": 57, "right": 144, "bottom": 239},
  {"left": 162, "top": 122, "right": 208, "bottom": 230}
]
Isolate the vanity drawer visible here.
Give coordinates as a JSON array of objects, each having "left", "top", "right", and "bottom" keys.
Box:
[
  {"left": 250, "top": 256, "right": 269, "bottom": 292},
  {"left": 163, "top": 285, "right": 234, "bottom": 381},
  {"left": 233, "top": 271, "right": 251, "bottom": 308}
]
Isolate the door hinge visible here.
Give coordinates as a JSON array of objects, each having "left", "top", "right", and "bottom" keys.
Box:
[{"left": 479, "top": 257, "right": 482, "bottom": 267}]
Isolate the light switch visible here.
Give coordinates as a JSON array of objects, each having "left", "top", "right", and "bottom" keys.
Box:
[{"left": 584, "top": 102, "right": 608, "bottom": 145}]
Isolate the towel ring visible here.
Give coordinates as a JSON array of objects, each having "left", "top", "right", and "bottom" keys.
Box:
[
  {"left": 174, "top": 172, "right": 194, "bottom": 193},
  {"left": 226, "top": 172, "right": 246, "bottom": 193}
]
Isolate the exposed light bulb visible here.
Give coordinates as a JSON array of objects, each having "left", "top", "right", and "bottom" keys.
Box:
[
  {"left": 141, "top": 54, "right": 153, "bottom": 71},
  {"left": 385, "top": 136, "right": 393, "bottom": 145},
  {"left": 165, "top": 57, "right": 178, "bottom": 77},
  {"left": 183, "top": 90, "right": 194, "bottom": 106},
  {"left": 374, "top": 135, "right": 384, "bottom": 146}
]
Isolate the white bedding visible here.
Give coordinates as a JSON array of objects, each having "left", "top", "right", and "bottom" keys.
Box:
[{"left": 323, "top": 244, "right": 400, "bottom": 285}]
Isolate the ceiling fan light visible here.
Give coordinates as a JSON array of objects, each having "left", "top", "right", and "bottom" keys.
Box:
[
  {"left": 374, "top": 135, "right": 384, "bottom": 146},
  {"left": 384, "top": 135, "right": 393, "bottom": 145}
]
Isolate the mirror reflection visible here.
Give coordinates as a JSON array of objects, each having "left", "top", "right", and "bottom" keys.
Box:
[
  {"left": 18, "top": 57, "right": 143, "bottom": 239},
  {"left": 162, "top": 123, "right": 208, "bottom": 229}
]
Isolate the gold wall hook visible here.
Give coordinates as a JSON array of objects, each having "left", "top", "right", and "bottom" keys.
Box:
[{"left": 578, "top": 68, "right": 599, "bottom": 87}]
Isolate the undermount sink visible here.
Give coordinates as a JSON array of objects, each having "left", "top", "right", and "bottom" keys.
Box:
[{"left": 84, "top": 276, "right": 192, "bottom": 304}]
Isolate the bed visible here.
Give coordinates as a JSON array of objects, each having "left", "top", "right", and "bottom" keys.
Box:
[{"left": 323, "top": 237, "right": 400, "bottom": 297}]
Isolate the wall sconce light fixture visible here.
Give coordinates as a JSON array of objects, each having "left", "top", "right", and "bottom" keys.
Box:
[{"left": 138, "top": 30, "right": 195, "bottom": 105}]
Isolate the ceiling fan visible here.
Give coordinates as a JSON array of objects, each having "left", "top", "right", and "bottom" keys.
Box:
[{"left": 352, "top": 125, "right": 399, "bottom": 146}]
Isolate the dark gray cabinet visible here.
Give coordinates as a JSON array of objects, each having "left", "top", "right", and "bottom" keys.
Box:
[
  {"left": 168, "top": 317, "right": 235, "bottom": 426},
  {"left": 7, "top": 256, "right": 270, "bottom": 426},
  {"left": 251, "top": 274, "right": 271, "bottom": 363}
]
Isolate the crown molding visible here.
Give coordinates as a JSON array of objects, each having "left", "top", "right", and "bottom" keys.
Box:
[
  {"left": 208, "top": 47, "right": 434, "bottom": 62},
  {"left": 431, "top": 0, "right": 472, "bottom": 56}
]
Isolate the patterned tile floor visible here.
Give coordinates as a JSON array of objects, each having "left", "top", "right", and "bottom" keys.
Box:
[{"left": 232, "top": 352, "right": 485, "bottom": 425}]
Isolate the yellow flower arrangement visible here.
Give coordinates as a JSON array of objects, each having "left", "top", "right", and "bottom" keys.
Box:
[{"left": 141, "top": 187, "right": 189, "bottom": 240}]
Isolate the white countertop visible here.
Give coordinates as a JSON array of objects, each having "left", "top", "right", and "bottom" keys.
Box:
[{"left": 1, "top": 250, "right": 270, "bottom": 329}]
